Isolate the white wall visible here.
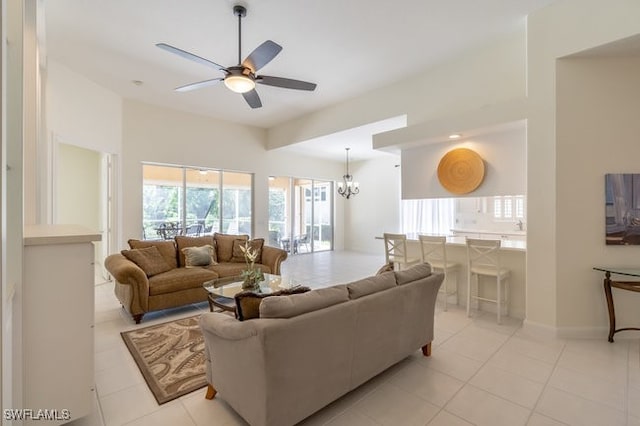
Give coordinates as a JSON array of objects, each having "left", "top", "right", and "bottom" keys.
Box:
[
  {"left": 46, "top": 61, "right": 122, "bottom": 155},
  {"left": 121, "top": 99, "right": 345, "bottom": 249},
  {"left": 267, "top": 29, "right": 527, "bottom": 149},
  {"left": 527, "top": 0, "right": 640, "bottom": 334},
  {"left": 344, "top": 156, "right": 401, "bottom": 254},
  {"left": 401, "top": 126, "right": 526, "bottom": 199},
  {"left": 44, "top": 60, "right": 123, "bottom": 254},
  {"left": 55, "top": 143, "right": 101, "bottom": 230},
  {"left": 556, "top": 56, "right": 640, "bottom": 331}
]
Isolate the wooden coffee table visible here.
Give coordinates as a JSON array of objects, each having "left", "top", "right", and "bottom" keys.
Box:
[{"left": 203, "top": 273, "right": 300, "bottom": 313}]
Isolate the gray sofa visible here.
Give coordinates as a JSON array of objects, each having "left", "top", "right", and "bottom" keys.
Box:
[{"left": 199, "top": 263, "right": 443, "bottom": 426}]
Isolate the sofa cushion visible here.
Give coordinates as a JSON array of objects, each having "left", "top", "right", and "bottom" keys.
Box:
[
  {"left": 175, "top": 235, "right": 216, "bottom": 267},
  {"left": 128, "top": 239, "right": 178, "bottom": 269},
  {"left": 211, "top": 262, "right": 271, "bottom": 278},
  {"left": 182, "top": 245, "right": 216, "bottom": 268},
  {"left": 148, "top": 267, "right": 218, "bottom": 296},
  {"left": 235, "top": 286, "right": 311, "bottom": 321},
  {"left": 230, "top": 238, "right": 264, "bottom": 263},
  {"left": 260, "top": 285, "right": 349, "bottom": 319},
  {"left": 347, "top": 272, "right": 397, "bottom": 300},
  {"left": 214, "top": 233, "right": 248, "bottom": 262},
  {"left": 395, "top": 263, "right": 432, "bottom": 285},
  {"left": 121, "top": 246, "right": 173, "bottom": 277}
]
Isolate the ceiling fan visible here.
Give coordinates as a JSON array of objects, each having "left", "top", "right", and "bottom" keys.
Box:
[{"left": 156, "top": 4, "right": 317, "bottom": 109}]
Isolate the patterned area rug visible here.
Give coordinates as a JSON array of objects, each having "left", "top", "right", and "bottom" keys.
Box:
[{"left": 121, "top": 315, "right": 207, "bottom": 404}]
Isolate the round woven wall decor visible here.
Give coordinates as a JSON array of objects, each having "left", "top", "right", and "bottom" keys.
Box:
[{"left": 437, "top": 148, "right": 485, "bottom": 194}]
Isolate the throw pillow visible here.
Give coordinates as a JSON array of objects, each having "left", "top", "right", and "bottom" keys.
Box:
[
  {"left": 231, "top": 238, "right": 265, "bottom": 263},
  {"left": 121, "top": 246, "right": 173, "bottom": 277},
  {"left": 235, "top": 286, "right": 311, "bottom": 321},
  {"left": 128, "top": 239, "right": 178, "bottom": 269},
  {"left": 214, "top": 233, "right": 248, "bottom": 262},
  {"left": 175, "top": 235, "right": 216, "bottom": 267},
  {"left": 181, "top": 245, "right": 216, "bottom": 268}
]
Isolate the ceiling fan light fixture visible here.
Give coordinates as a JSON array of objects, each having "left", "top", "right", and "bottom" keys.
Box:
[{"left": 224, "top": 74, "right": 255, "bottom": 93}]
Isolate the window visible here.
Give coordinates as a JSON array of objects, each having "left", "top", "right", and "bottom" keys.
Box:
[
  {"left": 142, "top": 164, "right": 253, "bottom": 239},
  {"left": 401, "top": 198, "right": 456, "bottom": 235},
  {"left": 493, "top": 195, "right": 525, "bottom": 220}
]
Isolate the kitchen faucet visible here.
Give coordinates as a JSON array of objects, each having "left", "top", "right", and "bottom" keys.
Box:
[{"left": 517, "top": 219, "right": 524, "bottom": 231}]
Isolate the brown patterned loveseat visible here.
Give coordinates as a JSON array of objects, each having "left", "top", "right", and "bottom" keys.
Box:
[{"left": 105, "top": 233, "right": 287, "bottom": 323}]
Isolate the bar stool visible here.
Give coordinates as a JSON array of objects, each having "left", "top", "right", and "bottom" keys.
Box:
[
  {"left": 383, "top": 233, "right": 420, "bottom": 271},
  {"left": 419, "top": 235, "right": 459, "bottom": 311},
  {"left": 466, "top": 238, "right": 510, "bottom": 324}
]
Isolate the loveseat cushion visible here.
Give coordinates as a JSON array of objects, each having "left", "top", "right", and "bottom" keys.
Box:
[
  {"left": 211, "top": 262, "right": 271, "bottom": 278},
  {"left": 230, "top": 238, "right": 264, "bottom": 263},
  {"left": 395, "top": 263, "right": 432, "bottom": 285},
  {"left": 182, "top": 245, "right": 216, "bottom": 267},
  {"left": 214, "top": 233, "right": 248, "bottom": 262},
  {"left": 121, "top": 246, "right": 173, "bottom": 277},
  {"left": 235, "top": 286, "right": 311, "bottom": 321},
  {"left": 347, "top": 272, "right": 397, "bottom": 299},
  {"left": 260, "top": 285, "right": 349, "bottom": 318},
  {"left": 148, "top": 268, "right": 218, "bottom": 296},
  {"left": 175, "top": 235, "right": 216, "bottom": 267},
  {"left": 128, "top": 239, "right": 178, "bottom": 269}
]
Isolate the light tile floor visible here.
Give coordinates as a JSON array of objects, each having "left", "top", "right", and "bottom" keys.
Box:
[{"left": 72, "top": 251, "right": 640, "bottom": 426}]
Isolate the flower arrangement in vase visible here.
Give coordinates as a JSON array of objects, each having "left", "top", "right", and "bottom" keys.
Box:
[{"left": 239, "top": 240, "right": 264, "bottom": 290}]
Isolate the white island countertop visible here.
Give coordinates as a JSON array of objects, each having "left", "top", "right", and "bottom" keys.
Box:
[
  {"left": 24, "top": 224, "right": 102, "bottom": 246},
  {"left": 401, "top": 233, "right": 526, "bottom": 251},
  {"left": 450, "top": 228, "right": 526, "bottom": 236}
]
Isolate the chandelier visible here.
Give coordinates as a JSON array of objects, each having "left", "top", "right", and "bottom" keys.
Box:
[{"left": 337, "top": 148, "right": 359, "bottom": 199}]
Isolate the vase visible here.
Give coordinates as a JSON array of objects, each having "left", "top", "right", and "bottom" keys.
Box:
[{"left": 242, "top": 276, "right": 259, "bottom": 290}]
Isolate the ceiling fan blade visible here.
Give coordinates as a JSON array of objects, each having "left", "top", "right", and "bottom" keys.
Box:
[
  {"left": 242, "top": 89, "right": 262, "bottom": 109},
  {"left": 257, "top": 75, "right": 317, "bottom": 91},
  {"left": 242, "top": 40, "right": 282, "bottom": 73},
  {"left": 156, "top": 43, "right": 227, "bottom": 72},
  {"left": 175, "top": 78, "right": 223, "bottom": 92}
]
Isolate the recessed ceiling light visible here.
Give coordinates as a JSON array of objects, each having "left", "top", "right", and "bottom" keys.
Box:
[{"left": 448, "top": 133, "right": 461, "bottom": 140}]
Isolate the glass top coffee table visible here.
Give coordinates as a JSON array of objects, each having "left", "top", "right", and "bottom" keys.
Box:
[{"left": 203, "top": 273, "right": 301, "bottom": 313}]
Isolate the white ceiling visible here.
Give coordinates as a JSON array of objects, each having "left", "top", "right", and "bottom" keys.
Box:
[{"left": 44, "top": 0, "right": 557, "bottom": 133}]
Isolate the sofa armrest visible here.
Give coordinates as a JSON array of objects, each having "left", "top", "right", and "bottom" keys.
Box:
[
  {"left": 105, "top": 253, "right": 150, "bottom": 310},
  {"left": 260, "top": 245, "right": 288, "bottom": 275},
  {"left": 199, "top": 312, "right": 259, "bottom": 341}
]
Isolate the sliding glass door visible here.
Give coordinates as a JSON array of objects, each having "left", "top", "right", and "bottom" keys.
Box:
[
  {"left": 269, "top": 176, "right": 333, "bottom": 254},
  {"left": 312, "top": 180, "right": 332, "bottom": 252}
]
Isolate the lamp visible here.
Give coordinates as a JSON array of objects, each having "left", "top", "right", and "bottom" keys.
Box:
[
  {"left": 224, "top": 74, "right": 255, "bottom": 93},
  {"left": 337, "top": 147, "right": 359, "bottom": 199},
  {"left": 224, "top": 66, "right": 256, "bottom": 93}
]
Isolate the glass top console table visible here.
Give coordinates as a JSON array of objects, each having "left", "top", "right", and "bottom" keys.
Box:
[{"left": 593, "top": 267, "right": 640, "bottom": 342}]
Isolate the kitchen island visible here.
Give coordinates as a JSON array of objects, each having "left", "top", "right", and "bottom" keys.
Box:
[{"left": 381, "top": 233, "right": 526, "bottom": 319}]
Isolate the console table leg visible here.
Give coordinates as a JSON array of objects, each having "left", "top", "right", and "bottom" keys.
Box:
[{"left": 603, "top": 272, "right": 616, "bottom": 342}]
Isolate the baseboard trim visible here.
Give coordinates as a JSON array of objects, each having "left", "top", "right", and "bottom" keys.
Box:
[
  {"left": 556, "top": 325, "right": 609, "bottom": 339},
  {"left": 522, "top": 320, "right": 610, "bottom": 339},
  {"left": 522, "top": 319, "right": 558, "bottom": 339}
]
